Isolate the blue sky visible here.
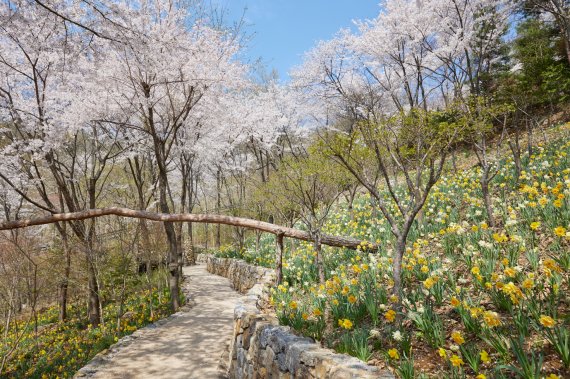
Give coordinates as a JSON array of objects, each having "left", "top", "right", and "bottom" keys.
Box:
[{"left": 213, "top": 1, "right": 381, "bottom": 80}]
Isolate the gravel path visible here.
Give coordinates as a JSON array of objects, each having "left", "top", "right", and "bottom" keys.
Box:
[{"left": 77, "top": 265, "right": 242, "bottom": 379}]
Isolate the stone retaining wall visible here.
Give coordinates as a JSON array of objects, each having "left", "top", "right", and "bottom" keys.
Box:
[
  {"left": 204, "top": 255, "right": 393, "bottom": 379},
  {"left": 205, "top": 256, "right": 274, "bottom": 297},
  {"left": 196, "top": 253, "right": 209, "bottom": 264}
]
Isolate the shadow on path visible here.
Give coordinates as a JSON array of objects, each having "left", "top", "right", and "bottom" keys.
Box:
[{"left": 87, "top": 265, "right": 243, "bottom": 379}]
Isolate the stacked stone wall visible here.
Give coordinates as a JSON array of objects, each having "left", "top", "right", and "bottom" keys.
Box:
[{"left": 203, "top": 255, "right": 393, "bottom": 379}]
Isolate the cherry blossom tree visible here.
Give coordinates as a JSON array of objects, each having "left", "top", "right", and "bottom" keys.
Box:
[
  {"left": 0, "top": 0, "right": 127, "bottom": 325},
  {"left": 290, "top": 0, "right": 511, "bottom": 299},
  {"left": 81, "top": 0, "right": 247, "bottom": 311}
]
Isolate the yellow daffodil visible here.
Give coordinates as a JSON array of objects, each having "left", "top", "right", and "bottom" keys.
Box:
[
  {"left": 483, "top": 311, "right": 501, "bottom": 327},
  {"left": 504, "top": 267, "right": 516, "bottom": 278},
  {"left": 522, "top": 278, "right": 534, "bottom": 289},
  {"left": 449, "top": 354, "right": 464, "bottom": 367},
  {"left": 388, "top": 348, "right": 399, "bottom": 360},
  {"left": 384, "top": 309, "right": 396, "bottom": 323},
  {"left": 540, "top": 315, "right": 556, "bottom": 328},
  {"left": 451, "top": 331, "right": 465, "bottom": 345},
  {"left": 493, "top": 233, "right": 509, "bottom": 243},
  {"left": 424, "top": 277, "right": 436, "bottom": 289},
  {"left": 554, "top": 226, "right": 567, "bottom": 237}
]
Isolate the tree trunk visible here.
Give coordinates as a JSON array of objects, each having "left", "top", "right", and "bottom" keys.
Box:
[
  {"left": 415, "top": 188, "right": 424, "bottom": 225},
  {"left": 138, "top": 200, "right": 152, "bottom": 273},
  {"left": 139, "top": 219, "right": 152, "bottom": 274},
  {"left": 275, "top": 233, "right": 284, "bottom": 285},
  {"left": 392, "top": 213, "right": 417, "bottom": 306},
  {"left": 162, "top": 217, "right": 180, "bottom": 311},
  {"left": 451, "top": 149, "right": 458, "bottom": 173},
  {"left": 187, "top": 222, "right": 196, "bottom": 265},
  {"left": 508, "top": 138, "right": 522, "bottom": 181},
  {"left": 255, "top": 231, "right": 261, "bottom": 252},
  {"left": 86, "top": 249, "right": 101, "bottom": 326},
  {"left": 3, "top": 283, "right": 15, "bottom": 341},
  {"left": 156, "top": 160, "right": 180, "bottom": 311},
  {"left": 128, "top": 156, "right": 153, "bottom": 272},
  {"left": 481, "top": 172, "right": 496, "bottom": 228},
  {"left": 313, "top": 233, "right": 325, "bottom": 284},
  {"left": 560, "top": 22, "right": 570, "bottom": 66},
  {"left": 526, "top": 118, "right": 533, "bottom": 157},
  {"left": 216, "top": 169, "right": 221, "bottom": 249},
  {"left": 58, "top": 230, "right": 71, "bottom": 322},
  {"left": 165, "top": 220, "right": 180, "bottom": 311},
  {"left": 116, "top": 274, "right": 127, "bottom": 333},
  {"left": 176, "top": 223, "right": 184, "bottom": 281},
  {"left": 86, "top": 181, "right": 101, "bottom": 326},
  {"left": 392, "top": 236, "right": 406, "bottom": 300}
]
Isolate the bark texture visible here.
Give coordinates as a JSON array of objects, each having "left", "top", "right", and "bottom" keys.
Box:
[{"left": 0, "top": 208, "right": 378, "bottom": 251}]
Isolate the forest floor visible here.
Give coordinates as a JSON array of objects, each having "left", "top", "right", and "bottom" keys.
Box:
[{"left": 75, "top": 265, "right": 243, "bottom": 379}]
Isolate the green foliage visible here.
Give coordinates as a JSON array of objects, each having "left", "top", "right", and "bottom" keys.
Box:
[
  {"left": 455, "top": 95, "right": 514, "bottom": 144},
  {"left": 336, "top": 328, "right": 373, "bottom": 362},
  {"left": 459, "top": 343, "right": 481, "bottom": 374},
  {"left": 395, "top": 357, "right": 415, "bottom": 379},
  {"left": 499, "top": 336, "right": 544, "bottom": 379},
  {"left": 513, "top": 18, "right": 570, "bottom": 105},
  {"left": 409, "top": 305, "right": 445, "bottom": 348},
  {"left": 543, "top": 325, "right": 570, "bottom": 368}
]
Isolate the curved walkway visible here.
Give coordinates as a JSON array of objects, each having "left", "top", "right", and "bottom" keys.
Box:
[{"left": 78, "top": 265, "right": 243, "bottom": 379}]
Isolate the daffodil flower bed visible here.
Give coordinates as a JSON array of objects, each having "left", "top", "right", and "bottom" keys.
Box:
[
  {"left": 0, "top": 286, "right": 174, "bottom": 378},
  {"left": 230, "top": 133, "right": 570, "bottom": 378}
]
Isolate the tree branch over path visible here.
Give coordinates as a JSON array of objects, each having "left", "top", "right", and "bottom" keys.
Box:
[{"left": 0, "top": 207, "right": 377, "bottom": 251}]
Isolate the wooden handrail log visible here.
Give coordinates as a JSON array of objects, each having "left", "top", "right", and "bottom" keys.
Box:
[{"left": 0, "top": 207, "right": 377, "bottom": 251}]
